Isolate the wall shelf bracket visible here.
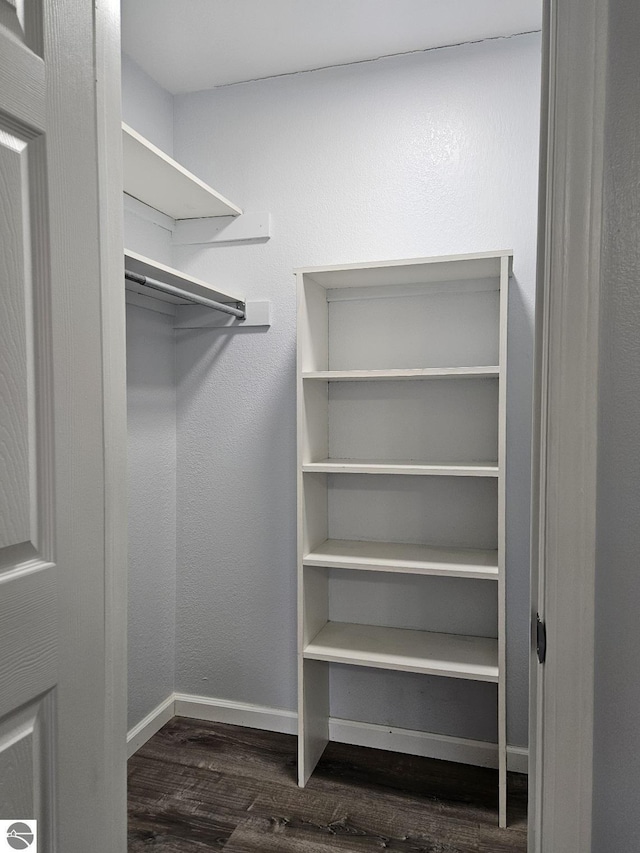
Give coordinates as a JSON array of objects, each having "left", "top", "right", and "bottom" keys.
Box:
[
  {"left": 173, "top": 300, "right": 271, "bottom": 329},
  {"left": 173, "top": 211, "right": 271, "bottom": 246}
]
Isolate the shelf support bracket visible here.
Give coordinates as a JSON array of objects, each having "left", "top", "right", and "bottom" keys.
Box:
[
  {"left": 172, "top": 211, "right": 271, "bottom": 246},
  {"left": 173, "top": 300, "right": 271, "bottom": 329}
]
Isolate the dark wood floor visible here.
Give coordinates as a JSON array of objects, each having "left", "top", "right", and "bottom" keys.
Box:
[{"left": 128, "top": 718, "right": 527, "bottom": 852}]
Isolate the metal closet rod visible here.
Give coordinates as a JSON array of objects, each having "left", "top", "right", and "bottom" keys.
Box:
[{"left": 125, "top": 269, "right": 246, "bottom": 319}]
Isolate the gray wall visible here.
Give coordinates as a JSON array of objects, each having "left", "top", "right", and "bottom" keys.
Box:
[
  {"left": 121, "top": 52, "right": 173, "bottom": 155},
  {"left": 592, "top": 0, "right": 640, "bottom": 848},
  {"left": 172, "top": 33, "right": 541, "bottom": 746},
  {"left": 126, "top": 305, "right": 176, "bottom": 729},
  {"left": 123, "top": 54, "right": 177, "bottom": 730}
]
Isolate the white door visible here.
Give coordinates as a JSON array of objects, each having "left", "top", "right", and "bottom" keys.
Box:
[{"left": 0, "top": 1, "right": 127, "bottom": 851}]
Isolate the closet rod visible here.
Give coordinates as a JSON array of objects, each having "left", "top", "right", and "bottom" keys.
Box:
[{"left": 124, "top": 269, "right": 246, "bottom": 319}]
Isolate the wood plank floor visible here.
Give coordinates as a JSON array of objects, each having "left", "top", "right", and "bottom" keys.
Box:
[{"left": 128, "top": 718, "right": 527, "bottom": 852}]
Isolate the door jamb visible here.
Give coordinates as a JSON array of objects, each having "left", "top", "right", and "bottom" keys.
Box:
[
  {"left": 94, "top": 0, "right": 128, "bottom": 846},
  {"left": 531, "top": 0, "right": 607, "bottom": 849}
]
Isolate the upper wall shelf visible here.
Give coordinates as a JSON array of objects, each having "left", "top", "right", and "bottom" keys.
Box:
[{"left": 122, "top": 123, "right": 242, "bottom": 220}]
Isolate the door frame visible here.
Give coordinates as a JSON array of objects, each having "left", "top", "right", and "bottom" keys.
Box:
[
  {"left": 95, "top": 0, "right": 128, "bottom": 844},
  {"left": 530, "top": 0, "right": 607, "bottom": 849},
  {"left": 92, "top": 0, "right": 609, "bottom": 848}
]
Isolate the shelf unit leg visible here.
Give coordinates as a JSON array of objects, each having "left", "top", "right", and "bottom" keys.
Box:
[
  {"left": 297, "top": 659, "right": 329, "bottom": 786},
  {"left": 498, "top": 675, "right": 507, "bottom": 827},
  {"left": 498, "top": 254, "right": 509, "bottom": 828}
]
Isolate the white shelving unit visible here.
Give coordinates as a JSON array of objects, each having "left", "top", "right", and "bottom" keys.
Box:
[
  {"left": 122, "top": 122, "right": 242, "bottom": 219},
  {"left": 296, "top": 250, "right": 511, "bottom": 826}
]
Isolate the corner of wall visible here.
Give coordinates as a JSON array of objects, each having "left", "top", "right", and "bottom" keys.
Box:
[{"left": 121, "top": 51, "right": 174, "bottom": 156}]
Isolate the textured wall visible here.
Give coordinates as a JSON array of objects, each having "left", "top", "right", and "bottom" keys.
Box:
[
  {"left": 123, "top": 54, "right": 177, "bottom": 730},
  {"left": 121, "top": 53, "right": 174, "bottom": 155},
  {"left": 592, "top": 0, "right": 640, "bottom": 848},
  {"left": 172, "top": 33, "right": 541, "bottom": 746},
  {"left": 126, "top": 304, "right": 176, "bottom": 729}
]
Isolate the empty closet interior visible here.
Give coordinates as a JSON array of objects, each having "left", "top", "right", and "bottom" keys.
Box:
[{"left": 122, "top": 0, "right": 541, "bottom": 826}]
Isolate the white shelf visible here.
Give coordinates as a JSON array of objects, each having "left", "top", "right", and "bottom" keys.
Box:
[
  {"left": 303, "top": 539, "right": 499, "bottom": 580},
  {"left": 302, "top": 367, "right": 499, "bottom": 381},
  {"left": 124, "top": 250, "right": 244, "bottom": 306},
  {"left": 304, "top": 622, "right": 499, "bottom": 682},
  {"left": 296, "top": 250, "right": 512, "bottom": 289},
  {"left": 302, "top": 459, "right": 499, "bottom": 477},
  {"left": 122, "top": 123, "right": 242, "bottom": 220}
]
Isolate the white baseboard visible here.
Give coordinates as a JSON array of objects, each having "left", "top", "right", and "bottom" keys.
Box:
[
  {"left": 329, "top": 717, "right": 528, "bottom": 774},
  {"left": 127, "top": 695, "right": 176, "bottom": 758},
  {"left": 174, "top": 692, "right": 297, "bottom": 735},
  {"left": 507, "top": 745, "right": 529, "bottom": 775},
  {"left": 127, "top": 692, "right": 528, "bottom": 774}
]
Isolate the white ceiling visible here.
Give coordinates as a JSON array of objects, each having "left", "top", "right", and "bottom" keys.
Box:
[{"left": 122, "top": 0, "right": 542, "bottom": 95}]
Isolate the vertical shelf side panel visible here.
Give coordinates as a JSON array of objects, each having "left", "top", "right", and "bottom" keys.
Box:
[
  {"left": 302, "top": 382, "right": 328, "bottom": 466},
  {"left": 497, "top": 255, "right": 510, "bottom": 827},
  {"left": 297, "top": 273, "right": 329, "bottom": 786},
  {"left": 300, "top": 276, "right": 329, "bottom": 373},
  {"left": 300, "top": 567, "right": 329, "bottom": 784},
  {"left": 302, "top": 472, "right": 328, "bottom": 556},
  {"left": 299, "top": 659, "right": 329, "bottom": 786}
]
